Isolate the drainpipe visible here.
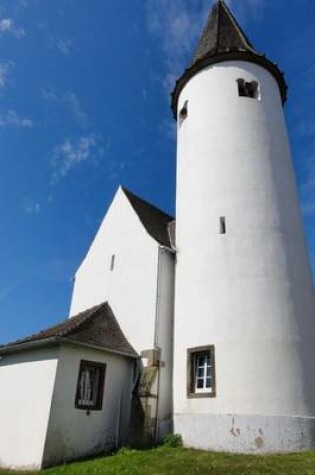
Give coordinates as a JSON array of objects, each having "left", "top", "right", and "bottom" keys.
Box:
[
  {"left": 115, "top": 390, "right": 122, "bottom": 448},
  {"left": 153, "top": 247, "right": 162, "bottom": 443}
]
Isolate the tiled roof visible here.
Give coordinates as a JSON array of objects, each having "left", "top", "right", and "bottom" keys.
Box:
[
  {"left": 171, "top": 0, "right": 287, "bottom": 117},
  {"left": 122, "top": 187, "right": 174, "bottom": 248},
  {"left": 0, "top": 302, "right": 137, "bottom": 358}
]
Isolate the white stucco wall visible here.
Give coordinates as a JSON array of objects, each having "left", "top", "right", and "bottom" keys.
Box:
[
  {"left": 0, "top": 348, "right": 58, "bottom": 470},
  {"left": 69, "top": 187, "right": 159, "bottom": 353},
  {"left": 69, "top": 187, "right": 176, "bottom": 442},
  {"left": 174, "top": 61, "right": 315, "bottom": 451},
  {"left": 43, "top": 344, "right": 134, "bottom": 467}
]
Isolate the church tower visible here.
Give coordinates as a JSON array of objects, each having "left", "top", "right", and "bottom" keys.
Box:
[{"left": 172, "top": 1, "right": 315, "bottom": 452}]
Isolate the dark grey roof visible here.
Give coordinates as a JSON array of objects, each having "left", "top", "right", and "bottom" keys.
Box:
[
  {"left": 193, "top": 0, "right": 257, "bottom": 62},
  {"left": 0, "top": 302, "right": 137, "bottom": 358},
  {"left": 122, "top": 187, "right": 174, "bottom": 248},
  {"left": 171, "top": 0, "right": 287, "bottom": 117}
]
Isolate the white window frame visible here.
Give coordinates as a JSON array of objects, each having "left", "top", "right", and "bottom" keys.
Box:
[
  {"left": 187, "top": 346, "right": 216, "bottom": 399},
  {"left": 194, "top": 351, "right": 213, "bottom": 393}
]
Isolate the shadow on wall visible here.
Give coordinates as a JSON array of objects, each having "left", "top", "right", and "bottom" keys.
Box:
[{"left": 128, "top": 351, "right": 160, "bottom": 447}]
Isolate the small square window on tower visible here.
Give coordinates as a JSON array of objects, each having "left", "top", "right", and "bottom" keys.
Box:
[
  {"left": 187, "top": 346, "right": 216, "bottom": 398},
  {"left": 75, "top": 360, "right": 106, "bottom": 411},
  {"left": 237, "top": 78, "right": 259, "bottom": 99},
  {"left": 179, "top": 100, "right": 188, "bottom": 124}
]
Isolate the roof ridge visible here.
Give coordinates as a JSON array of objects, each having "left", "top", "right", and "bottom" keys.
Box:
[{"left": 219, "top": 1, "right": 257, "bottom": 54}]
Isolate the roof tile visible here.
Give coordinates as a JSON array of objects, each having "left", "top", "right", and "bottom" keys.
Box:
[{"left": 0, "top": 302, "right": 137, "bottom": 358}]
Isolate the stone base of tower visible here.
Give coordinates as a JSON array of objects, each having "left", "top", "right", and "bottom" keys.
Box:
[{"left": 174, "top": 414, "right": 315, "bottom": 453}]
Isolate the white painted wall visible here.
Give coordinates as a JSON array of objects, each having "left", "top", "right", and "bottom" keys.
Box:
[
  {"left": 43, "top": 344, "right": 134, "bottom": 467},
  {"left": 0, "top": 348, "right": 58, "bottom": 470},
  {"left": 69, "top": 187, "right": 159, "bottom": 353},
  {"left": 69, "top": 187, "right": 176, "bottom": 442},
  {"left": 174, "top": 61, "right": 315, "bottom": 451}
]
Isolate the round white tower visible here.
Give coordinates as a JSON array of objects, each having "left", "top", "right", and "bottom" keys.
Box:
[{"left": 172, "top": 0, "right": 315, "bottom": 453}]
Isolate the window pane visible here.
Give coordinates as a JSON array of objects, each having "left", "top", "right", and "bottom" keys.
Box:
[
  {"left": 196, "top": 355, "right": 204, "bottom": 366},
  {"left": 197, "top": 378, "right": 204, "bottom": 389},
  {"left": 197, "top": 367, "right": 204, "bottom": 377},
  {"left": 76, "top": 361, "right": 106, "bottom": 410},
  {"left": 206, "top": 377, "right": 212, "bottom": 388}
]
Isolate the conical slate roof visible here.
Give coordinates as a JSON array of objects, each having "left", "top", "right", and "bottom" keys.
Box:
[
  {"left": 171, "top": 0, "right": 287, "bottom": 117},
  {"left": 193, "top": 0, "right": 257, "bottom": 62}
]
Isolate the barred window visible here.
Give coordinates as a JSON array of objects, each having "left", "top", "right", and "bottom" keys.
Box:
[{"left": 75, "top": 360, "right": 106, "bottom": 410}]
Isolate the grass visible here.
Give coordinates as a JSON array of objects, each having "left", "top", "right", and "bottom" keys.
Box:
[{"left": 1, "top": 446, "right": 315, "bottom": 475}]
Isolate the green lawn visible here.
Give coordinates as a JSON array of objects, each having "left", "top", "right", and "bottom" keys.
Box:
[{"left": 2, "top": 447, "right": 315, "bottom": 475}]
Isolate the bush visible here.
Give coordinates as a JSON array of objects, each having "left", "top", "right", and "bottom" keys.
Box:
[{"left": 162, "top": 433, "right": 183, "bottom": 448}]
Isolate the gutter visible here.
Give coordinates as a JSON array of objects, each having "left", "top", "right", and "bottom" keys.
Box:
[
  {"left": 0, "top": 337, "right": 138, "bottom": 359},
  {"left": 153, "top": 246, "right": 162, "bottom": 442}
]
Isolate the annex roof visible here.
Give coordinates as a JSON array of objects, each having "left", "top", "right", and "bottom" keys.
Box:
[
  {"left": 122, "top": 187, "right": 174, "bottom": 248},
  {"left": 0, "top": 302, "right": 137, "bottom": 358},
  {"left": 171, "top": 0, "right": 287, "bottom": 117}
]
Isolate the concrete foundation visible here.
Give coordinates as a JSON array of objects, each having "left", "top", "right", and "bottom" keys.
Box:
[{"left": 174, "top": 413, "right": 315, "bottom": 453}]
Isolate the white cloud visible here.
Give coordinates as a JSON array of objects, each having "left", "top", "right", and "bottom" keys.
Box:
[
  {"left": 63, "top": 92, "right": 87, "bottom": 127},
  {"left": 24, "top": 201, "right": 41, "bottom": 215},
  {"left": 0, "top": 110, "right": 33, "bottom": 128},
  {"left": 146, "top": 0, "right": 210, "bottom": 90},
  {"left": 41, "top": 89, "right": 58, "bottom": 102},
  {"left": 56, "top": 38, "right": 72, "bottom": 55},
  {"left": 0, "top": 62, "right": 10, "bottom": 90},
  {"left": 52, "top": 134, "right": 99, "bottom": 178},
  {"left": 0, "top": 18, "right": 25, "bottom": 38},
  {"left": 42, "top": 89, "right": 88, "bottom": 127}
]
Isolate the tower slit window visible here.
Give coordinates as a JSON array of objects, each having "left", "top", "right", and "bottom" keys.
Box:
[
  {"left": 237, "top": 78, "right": 259, "bottom": 99},
  {"left": 110, "top": 254, "right": 115, "bottom": 271},
  {"left": 179, "top": 100, "right": 188, "bottom": 124},
  {"left": 220, "top": 216, "right": 226, "bottom": 235}
]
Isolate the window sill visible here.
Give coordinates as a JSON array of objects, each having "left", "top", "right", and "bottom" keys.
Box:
[{"left": 187, "top": 391, "right": 216, "bottom": 399}]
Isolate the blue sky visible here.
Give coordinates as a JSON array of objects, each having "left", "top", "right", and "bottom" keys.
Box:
[{"left": 0, "top": 0, "right": 314, "bottom": 344}]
